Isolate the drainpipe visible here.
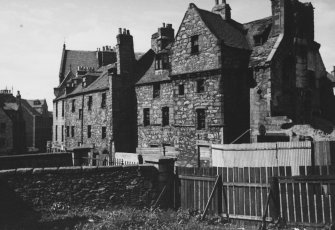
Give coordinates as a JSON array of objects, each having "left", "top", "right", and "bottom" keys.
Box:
[{"left": 81, "top": 95, "right": 84, "bottom": 144}]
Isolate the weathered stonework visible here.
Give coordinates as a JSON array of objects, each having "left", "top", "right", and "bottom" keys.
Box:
[
  {"left": 171, "top": 4, "right": 220, "bottom": 75},
  {"left": 0, "top": 165, "right": 159, "bottom": 212}
]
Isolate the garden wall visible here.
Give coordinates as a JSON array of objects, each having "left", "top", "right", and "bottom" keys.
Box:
[{"left": 0, "top": 165, "right": 160, "bottom": 223}]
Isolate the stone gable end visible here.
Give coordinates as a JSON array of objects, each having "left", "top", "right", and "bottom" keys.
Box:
[{"left": 171, "top": 5, "right": 220, "bottom": 75}]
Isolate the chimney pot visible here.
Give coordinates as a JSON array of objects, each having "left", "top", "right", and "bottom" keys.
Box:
[
  {"left": 127, "top": 30, "right": 130, "bottom": 35},
  {"left": 118, "top": 28, "right": 122, "bottom": 34},
  {"left": 123, "top": 28, "right": 127, "bottom": 34},
  {"left": 163, "top": 23, "right": 166, "bottom": 28}
]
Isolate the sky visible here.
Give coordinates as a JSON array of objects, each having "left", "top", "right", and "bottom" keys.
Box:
[{"left": 0, "top": 0, "right": 334, "bottom": 111}]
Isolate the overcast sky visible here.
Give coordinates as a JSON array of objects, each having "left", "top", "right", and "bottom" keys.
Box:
[{"left": 0, "top": 0, "right": 334, "bottom": 110}]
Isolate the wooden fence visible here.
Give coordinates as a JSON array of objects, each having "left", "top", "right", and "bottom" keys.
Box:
[
  {"left": 176, "top": 166, "right": 291, "bottom": 221},
  {"left": 277, "top": 175, "right": 335, "bottom": 226}
]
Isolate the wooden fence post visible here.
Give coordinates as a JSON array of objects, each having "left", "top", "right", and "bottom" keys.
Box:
[{"left": 269, "top": 177, "right": 280, "bottom": 220}]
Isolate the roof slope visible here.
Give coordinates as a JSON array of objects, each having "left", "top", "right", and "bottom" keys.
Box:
[
  {"left": 243, "top": 16, "right": 280, "bottom": 67},
  {"left": 196, "top": 7, "right": 250, "bottom": 50},
  {"left": 21, "top": 99, "right": 40, "bottom": 116},
  {"left": 66, "top": 72, "right": 109, "bottom": 97},
  {"left": 60, "top": 50, "right": 99, "bottom": 82},
  {"left": 136, "top": 49, "right": 170, "bottom": 85}
]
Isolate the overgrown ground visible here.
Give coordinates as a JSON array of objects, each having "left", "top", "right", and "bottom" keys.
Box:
[
  {"left": 2, "top": 202, "right": 260, "bottom": 230},
  {"left": 2, "top": 202, "right": 331, "bottom": 230}
]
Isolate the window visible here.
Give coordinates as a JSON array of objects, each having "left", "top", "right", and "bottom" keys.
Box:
[
  {"left": 155, "top": 54, "right": 169, "bottom": 70},
  {"left": 178, "top": 84, "right": 184, "bottom": 96},
  {"left": 153, "top": 83, "right": 160, "bottom": 98},
  {"left": 71, "top": 126, "right": 75, "bottom": 137},
  {"left": 0, "top": 123, "right": 6, "bottom": 134},
  {"left": 87, "top": 96, "right": 92, "bottom": 111},
  {"left": 102, "top": 127, "right": 106, "bottom": 139},
  {"left": 79, "top": 109, "right": 83, "bottom": 119},
  {"left": 196, "top": 79, "right": 205, "bottom": 93},
  {"left": 87, "top": 125, "right": 91, "bottom": 138},
  {"left": 162, "top": 107, "right": 169, "bottom": 126},
  {"left": 62, "top": 101, "right": 64, "bottom": 117},
  {"left": 33, "top": 100, "right": 41, "bottom": 105},
  {"left": 101, "top": 93, "right": 106, "bottom": 108},
  {"left": 196, "top": 109, "right": 206, "bottom": 130},
  {"left": 143, "top": 108, "right": 150, "bottom": 126},
  {"left": 191, "top": 35, "right": 199, "bottom": 54},
  {"left": 61, "top": 125, "right": 64, "bottom": 142},
  {"left": 55, "top": 125, "right": 58, "bottom": 141},
  {"left": 56, "top": 102, "right": 58, "bottom": 118},
  {"left": 66, "top": 126, "right": 70, "bottom": 137},
  {"left": 71, "top": 99, "right": 75, "bottom": 113}
]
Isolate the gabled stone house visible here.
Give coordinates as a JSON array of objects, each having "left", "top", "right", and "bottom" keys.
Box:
[{"left": 136, "top": 0, "right": 334, "bottom": 165}]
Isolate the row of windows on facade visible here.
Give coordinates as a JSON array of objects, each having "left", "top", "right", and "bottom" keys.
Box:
[
  {"left": 143, "top": 107, "right": 205, "bottom": 130},
  {"left": 152, "top": 79, "right": 205, "bottom": 98},
  {"left": 54, "top": 125, "right": 107, "bottom": 142},
  {"left": 55, "top": 93, "right": 106, "bottom": 118}
]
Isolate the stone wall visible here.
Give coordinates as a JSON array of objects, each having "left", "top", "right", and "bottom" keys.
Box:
[
  {"left": 0, "top": 152, "right": 72, "bottom": 170},
  {"left": 0, "top": 165, "right": 159, "bottom": 213},
  {"left": 53, "top": 100, "right": 65, "bottom": 148},
  {"left": 64, "top": 90, "right": 110, "bottom": 153},
  {"left": 170, "top": 4, "right": 220, "bottom": 75}
]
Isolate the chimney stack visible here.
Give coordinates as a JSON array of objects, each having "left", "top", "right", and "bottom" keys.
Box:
[
  {"left": 116, "top": 28, "right": 135, "bottom": 76},
  {"left": 212, "top": 0, "right": 231, "bottom": 20}
]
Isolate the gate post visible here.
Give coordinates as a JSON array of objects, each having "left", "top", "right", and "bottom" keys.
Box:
[{"left": 145, "top": 157, "right": 176, "bottom": 209}]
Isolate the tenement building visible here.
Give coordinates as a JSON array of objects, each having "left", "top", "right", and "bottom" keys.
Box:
[
  {"left": 53, "top": 29, "right": 138, "bottom": 154},
  {"left": 136, "top": 0, "right": 335, "bottom": 165}
]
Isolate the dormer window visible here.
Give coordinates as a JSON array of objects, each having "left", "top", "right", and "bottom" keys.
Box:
[
  {"left": 191, "top": 35, "right": 199, "bottom": 54},
  {"left": 33, "top": 100, "right": 41, "bottom": 105},
  {"left": 155, "top": 54, "right": 169, "bottom": 70}
]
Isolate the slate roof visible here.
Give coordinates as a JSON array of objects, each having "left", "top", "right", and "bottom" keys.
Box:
[
  {"left": 243, "top": 16, "right": 280, "bottom": 67},
  {"left": 135, "top": 49, "right": 171, "bottom": 85},
  {"left": 59, "top": 50, "right": 99, "bottom": 84},
  {"left": 21, "top": 99, "right": 41, "bottom": 116},
  {"left": 64, "top": 71, "right": 109, "bottom": 98},
  {"left": 196, "top": 7, "right": 250, "bottom": 50}
]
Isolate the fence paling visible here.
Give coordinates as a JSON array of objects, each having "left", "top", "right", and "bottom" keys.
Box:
[
  {"left": 176, "top": 166, "right": 284, "bottom": 222},
  {"left": 276, "top": 175, "right": 335, "bottom": 226}
]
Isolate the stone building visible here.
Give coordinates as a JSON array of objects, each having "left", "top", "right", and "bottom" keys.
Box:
[
  {"left": 136, "top": 0, "right": 334, "bottom": 165},
  {"left": 21, "top": 99, "right": 52, "bottom": 152},
  {"left": 0, "top": 90, "right": 26, "bottom": 155},
  {"left": 53, "top": 29, "right": 138, "bottom": 155}
]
